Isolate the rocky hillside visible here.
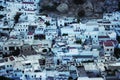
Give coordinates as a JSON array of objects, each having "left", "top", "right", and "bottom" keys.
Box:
[{"left": 39, "top": 0, "right": 120, "bottom": 18}]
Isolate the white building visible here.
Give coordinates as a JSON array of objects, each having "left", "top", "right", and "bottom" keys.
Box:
[
  {"left": 103, "top": 41, "right": 114, "bottom": 55},
  {"left": 2, "top": 39, "right": 23, "bottom": 54},
  {"left": 78, "top": 77, "right": 104, "bottom": 80}
]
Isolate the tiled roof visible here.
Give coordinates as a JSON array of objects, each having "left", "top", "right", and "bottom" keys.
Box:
[
  {"left": 22, "top": 2, "right": 34, "bottom": 4},
  {"left": 24, "top": 9, "right": 35, "bottom": 11},
  {"left": 9, "top": 56, "right": 15, "bottom": 61},
  {"left": 10, "top": 36, "right": 17, "bottom": 39},
  {"left": 103, "top": 41, "right": 113, "bottom": 47},
  {"left": 27, "top": 32, "right": 33, "bottom": 35},
  {"left": 98, "top": 36, "right": 109, "bottom": 38}
]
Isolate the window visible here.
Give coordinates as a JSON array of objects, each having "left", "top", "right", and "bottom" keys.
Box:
[
  {"left": 44, "top": 44, "right": 48, "bottom": 46},
  {"left": 5, "top": 52, "right": 7, "bottom": 55},
  {"left": 107, "top": 49, "right": 109, "bottom": 51},
  {"left": 4, "top": 47, "right": 7, "bottom": 50},
  {"left": 111, "top": 49, "right": 112, "bottom": 51},
  {"left": 86, "top": 36, "right": 88, "bottom": 38},
  {"left": 9, "top": 47, "right": 14, "bottom": 50},
  {"left": 7, "top": 65, "right": 9, "bottom": 67}
]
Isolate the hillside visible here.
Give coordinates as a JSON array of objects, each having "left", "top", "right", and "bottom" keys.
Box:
[{"left": 39, "top": 0, "right": 119, "bottom": 18}]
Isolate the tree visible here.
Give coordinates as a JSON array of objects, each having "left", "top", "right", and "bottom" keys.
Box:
[
  {"left": 57, "top": 59, "right": 60, "bottom": 65},
  {"left": 0, "top": 15, "right": 4, "bottom": 19},
  {"left": 34, "top": 34, "right": 45, "bottom": 40},
  {"left": 73, "top": 0, "right": 85, "bottom": 5},
  {"left": 78, "top": 10, "right": 85, "bottom": 17},
  {"left": 39, "top": 34, "right": 45, "bottom": 40},
  {"left": 12, "top": 48, "right": 20, "bottom": 56},
  {"left": 14, "top": 13, "right": 22, "bottom": 24},
  {"left": 48, "top": 48, "right": 51, "bottom": 52},
  {"left": 3, "top": 53, "right": 11, "bottom": 58},
  {"left": 62, "top": 33, "right": 68, "bottom": 36},
  {"left": 74, "top": 78, "right": 78, "bottom": 80},
  {"left": 42, "top": 49, "right": 47, "bottom": 53},
  {"left": 52, "top": 39, "right": 55, "bottom": 46},
  {"left": 77, "top": 18, "right": 80, "bottom": 23},
  {"left": 0, "top": 6, "right": 4, "bottom": 10},
  {"left": 45, "top": 21, "right": 50, "bottom": 26},
  {"left": 117, "top": 36, "right": 120, "bottom": 43},
  {"left": 0, "top": 76, "right": 12, "bottom": 80},
  {"left": 114, "top": 48, "right": 120, "bottom": 59},
  {"left": 68, "top": 76, "right": 73, "bottom": 80},
  {"left": 75, "top": 39, "right": 82, "bottom": 44}
]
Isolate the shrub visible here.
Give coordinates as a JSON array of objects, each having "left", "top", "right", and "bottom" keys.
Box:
[
  {"left": 62, "top": 33, "right": 68, "bottom": 36},
  {"left": 75, "top": 39, "right": 82, "bottom": 44},
  {"left": 42, "top": 49, "right": 47, "bottom": 52},
  {"left": 45, "top": 21, "right": 50, "bottom": 26},
  {"left": 14, "top": 13, "right": 22, "bottom": 23}
]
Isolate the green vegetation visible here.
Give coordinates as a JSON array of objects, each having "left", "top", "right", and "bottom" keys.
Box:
[
  {"left": 57, "top": 59, "right": 60, "bottom": 65},
  {"left": 75, "top": 39, "right": 82, "bottom": 44},
  {"left": 48, "top": 48, "right": 51, "bottom": 52},
  {"left": 114, "top": 48, "right": 120, "bottom": 59},
  {"left": 68, "top": 76, "right": 73, "bottom": 80},
  {"left": 0, "top": 15, "right": 4, "bottom": 19},
  {"left": 117, "top": 36, "right": 120, "bottom": 43},
  {"left": 62, "top": 33, "right": 68, "bottom": 36},
  {"left": 0, "top": 6, "right": 4, "bottom": 10},
  {"left": 34, "top": 34, "right": 45, "bottom": 40},
  {"left": 82, "top": 60, "right": 94, "bottom": 63},
  {"left": 12, "top": 48, "right": 20, "bottom": 56},
  {"left": 42, "top": 49, "right": 47, "bottom": 52},
  {"left": 14, "top": 13, "right": 22, "bottom": 24},
  {"left": 77, "top": 18, "right": 80, "bottom": 23},
  {"left": 45, "top": 21, "right": 50, "bottom": 26},
  {"left": 0, "top": 76, "right": 12, "bottom": 80},
  {"left": 106, "top": 69, "right": 116, "bottom": 76},
  {"left": 3, "top": 48, "right": 20, "bottom": 58}
]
